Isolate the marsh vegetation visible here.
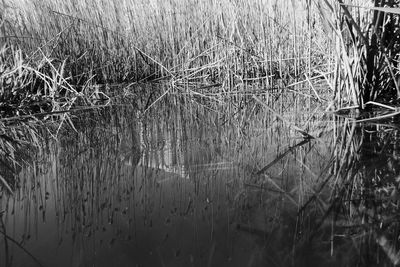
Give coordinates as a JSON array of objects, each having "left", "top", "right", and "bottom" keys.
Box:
[{"left": 1, "top": 0, "right": 400, "bottom": 266}]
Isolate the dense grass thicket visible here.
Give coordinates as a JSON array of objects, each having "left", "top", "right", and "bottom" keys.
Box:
[
  {"left": 1, "top": 0, "right": 400, "bottom": 113},
  {"left": 0, "top": 0, "right": 334, "bottom": 110}
]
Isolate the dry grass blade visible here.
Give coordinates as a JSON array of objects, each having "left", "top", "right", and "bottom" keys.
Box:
[
  {"left": 336, "top": 0, "right": 367, "bottom": 45},
  {"left": 0, "top": 174, "right": 13, "bottom": 195},
  {"left": 341, "top": 4, "right": 400, "bottom": 15},
  {"left": 364, "top": 101, "right": 396, "bottom": 111},
  {"left": 353, "top": 110, "right": 400, "bottom": 123}
]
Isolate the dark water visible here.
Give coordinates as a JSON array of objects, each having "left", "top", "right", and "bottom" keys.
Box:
[{"left": 1, "top": 91, "right": 400, "bottom": 267}]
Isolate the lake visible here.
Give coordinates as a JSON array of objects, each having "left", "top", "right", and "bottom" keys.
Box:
[{"left": 1, "top": 84, "right": 399, "bottom": 266}]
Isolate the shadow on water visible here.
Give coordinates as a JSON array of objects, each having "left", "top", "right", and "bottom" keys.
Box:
[{"left": 1, "top": 87, "right": 400, "bottom": 266}]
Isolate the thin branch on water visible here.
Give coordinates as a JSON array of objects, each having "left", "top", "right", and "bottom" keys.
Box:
[
  {"left": 253, "top": 95, "right": 315, "bottom": 139},
  {"left": 364, "top": 101, "right": 396, "bottom": 111},
  {"left": 256, "top": 139, "right": 311, "bottom": 175}
]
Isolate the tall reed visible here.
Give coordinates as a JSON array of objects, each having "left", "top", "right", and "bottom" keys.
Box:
[
  {"left": 1, "top": 0, "right": 331, "bottom": 90},
  {"left": 317, "top": 0, "right": 400, "bottom": 108}
]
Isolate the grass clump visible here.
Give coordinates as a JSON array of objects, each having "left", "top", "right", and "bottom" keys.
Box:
[{"left": 0, "top": 43, "right": 86, "bottom": 117}]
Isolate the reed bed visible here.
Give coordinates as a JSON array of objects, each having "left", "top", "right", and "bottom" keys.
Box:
[
  {"left": 1, "top": 0, "right": 332, "bottom": 106},
  {"left": 2, "top": 0, "right": 400, "bottom": 114}
]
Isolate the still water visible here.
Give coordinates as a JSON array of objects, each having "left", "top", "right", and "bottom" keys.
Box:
[{"left": 1, "top": 90, "right": 400, "bottom": 266}]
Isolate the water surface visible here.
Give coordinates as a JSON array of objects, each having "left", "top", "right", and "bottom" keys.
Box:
[{"left": 1, "top": 90, "right": 400, "bottom": 267}]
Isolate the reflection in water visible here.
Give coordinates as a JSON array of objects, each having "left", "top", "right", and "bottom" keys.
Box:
[
  {"left": 326, "top": 118, "right": 400, "bottom": 266},
  {"left": 1, "top": 91, "right": 400, "bottom": 266},
  {"left": 0, "top": 122, "right": 40, "bottom": 194}
]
